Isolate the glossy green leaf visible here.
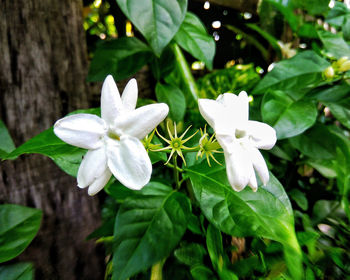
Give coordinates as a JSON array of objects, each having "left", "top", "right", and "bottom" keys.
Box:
[
  {"left": 155, "top": 83, "right": 186, "bottom": 122},
  {"left": 306, "top": 158, "right": 337, "bottom": 178},
  {"left": 0, "top": 120, "right": 15, "bottom": 156},
  {"left": 0, "top": 262, "right": 33, "bottom": 280},
  {"left": 0, "top": 205, "right": 42, "bottom": 263},
  {"left": 186, "top": 163, "right": 303, "bottom": 279},
  {"left": 317, "top": 30, "right": 350, "bottom": 59},
  {"left": 262, "top": 91, "right": 317, "bottom": 139},
  {"left": 87, "top": 37, "right": 153, "bottom": 82},
  {"left": 307, "top": 82, "right": 350, "bottom": 102},
  {"left": 116, "top": 0, "right": 187, "bottom": 56},
  {"left": 5, "top": 127, "right": 85, "bottom": 177},
  {"left": 289, "top": 124, "right": 337, "bottom": 159},
  {"left": 174, "top": 12, "right": 215, "bottom": 70},
  {"left": 112, "top": 191, "right": 191, "bottom": 280},
  {"left": 253, "top": 51, "right": 330, "bottom": 94}
]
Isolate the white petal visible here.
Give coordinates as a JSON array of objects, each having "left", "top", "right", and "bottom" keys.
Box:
[
  {"left": 245, "top": 145, "right": 269, "bottom": 185},
  {"left": 121, "top": 78, "right": 138, "bottom": 112},
  {"left": 101, "top": 75, "right": 123, "bottom": 125},
  {"left": 77, "top": 147, "right": 108, "bottom": 188},
  {"left": 216, "top": 93, "right": 237, "bottom": 107},
  {"left": 54, "top": 114, "right": 106, "bottom": 149},
  {"left": 248, "top": 172, "right": 258, "bottom": 192},
  {"left": 107, "top": 135, "right": 152, "bottom": 190},
  {"left": 236, "top": 91, "right": 249, "bottom": 123},
  {"left": 113, "top": 103, "right": 169, "bottom": 139},
  {"left": 246, "top": 121, "right": 277, "bottom": 150},
  {"left": 216, "top": 133, "right": 235, "bottom": 153},
  {"left": 198, "top": 99, "right": 224, "bottom": 129},
  {"left": 88, "top": 169, "right": 112, "bottom": 196},
  {"left": 224, "top": 143, "right": 254, "bottom": 192}
]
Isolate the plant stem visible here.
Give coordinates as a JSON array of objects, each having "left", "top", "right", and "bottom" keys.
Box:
[
  {"left": 173, "top": 155, "right": 180, "bottom": 190},
  {"left": 150, "top": 260, "right": 164, "bottom": 280}
]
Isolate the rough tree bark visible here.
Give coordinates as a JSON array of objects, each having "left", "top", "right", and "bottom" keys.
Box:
[{"left": 0, "top": 0, "right": 104, "bottom": 279}]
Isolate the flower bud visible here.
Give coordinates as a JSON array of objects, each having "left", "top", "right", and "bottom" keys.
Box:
[
  {"left": 324, "top": 66, "right": 335, "bottom": 79},
  {"left": 336, "top": 56, "right": 349, "bottom": 67},
  {"left": 339, "top": 60, "right": 350, "bottom": 72}
]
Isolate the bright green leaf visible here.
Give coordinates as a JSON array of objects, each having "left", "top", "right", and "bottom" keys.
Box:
[
  {"left": 116, "top": 0, "right": 187, "bottom": 56},
  {"left": 190, "top": 265, "right": 217, "bottom": 280},
  {"left": 186, "top": 163, "right": 303, "bottom": 279},
  {"left": 0, "top": 262, "right": 34, "bottom": 280},
  {"left": 112, "top": 191, "right": 191, "bottom": 280},
  {"left": 0, "top": 205, "right": 42, "bottom": 263},
  {"left": 174, "top": 12, "right": 215, "bottom": 70},
  {"left": 262, "top": 91, "right": 317, "bottom": 139},
  {"left": 87, "top": 37, "right": 153, "bottom": 82},
  {"left": 324, "top": 99, "right": 350, "bottom": 130},
  {"left": 253, "top": 51, "right": 330, "bottom": 94},
  {"left": 155, "top": 83, "right": 186, "bottom": 122},
  {"left": 289, "top": 189, "right": 308, "bottom": 211}
]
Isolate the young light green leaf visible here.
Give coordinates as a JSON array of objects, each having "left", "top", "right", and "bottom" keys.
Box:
[
  {"left": 174, "top": 12, "right": 215, "bottom": 70},
  {"left": 326, "top": 2, "right": 350, "bottom": 27},
  {"left": 87, "top": 37, "right": 153, "bottom": 82},
  {"left": 186, "top": 163, "right": 303, "bottom": 279},
  {"left": 116, "top": 0, "right": 187, "bottom": 56},
  {"left": 112, "top": 191, "right": 191, "bottom": 280},
  {"left": 0, "top": 205, "right": 42, "bottom": 263},
  {"left": 0, "top": 262, "right": 34, "bottom": 280},
  {"left": 317, "top": 30, "right": 350, "bottom": 59},
  {"left": 262, "top": 91, "right": 317, "bottom": 139},
  {"left": 253, "top": 51, "right": 330, "bottom": 94},
  {"left": 155, "top": 83, "right": 186, "bottom": 122}
]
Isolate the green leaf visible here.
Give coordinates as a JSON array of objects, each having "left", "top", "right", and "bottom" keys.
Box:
[
  {"left": 323, "top": 99, "right": 350, "bottom": 130},
  {"left": 307, "top": 82, "right": 350, "bottom": 102},
  {"left": 206, "top": 224, "right": 224, "bottom": 272},
  {"left": 155, "top": 83, "right": 186, "bottom": 122},
  {"left": 112, "top": 191, "right": 191, "bottom": 280},
  {"left": 326, "top": 2, "right": 350, "bottom": 27},
  {"left": 253, "top": 51, "right": 330, "bottom": 94},
  {"left": 5, "top": 127, "right": 85, "bottom": 177},
  {"left": 116, "top": 0, "right": 187, "bottom": 56},
  {"left": 246, "top": 23, "right": 281, "bottom": 55},
  {"left": 306, "top": 159, "right": 337, "bottom": 178},
  {"left": 190, "top": 265, "right": 217, "bottom": 280},
  {"left": 317, "top": 30, "right": 350, "bottom": 59},
  {"left": 265, "top": 0, "right": 300, "bottom": 31},
  {"left": 262, "top": 91, "right": 317, "bottom": 139},
  {"left": 87, "top": 37, "right": 153, "bottom": 82},
  {"left": 293, "top": 0, "right": 329, "bottom": 15},
  {"left": 174, "top": 12, "right": 215, "bottom": 70},
  {"left": 0, "top": 205, "right": 42, "bottom": 263},
  {"left": 0, "top": 120, "right": 15, "bottom": 156},
  {"left": 289, "top": 189, "right": 308, "bottom": 211},
  {"left": 186, "top": 163, "right": 303, "bottom": 279},
  {"left": 0, "top": 262, "right": 34, "bottom": 280},
  {"left": 289, "top": 124, "right": 337, "bottom": 159},
  {"left": 174, "top": 243, "right": 206, "bottom": 266}
]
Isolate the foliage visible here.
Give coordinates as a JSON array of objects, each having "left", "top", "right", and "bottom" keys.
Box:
[{"left": 2, "top": 0, "right": 350, "bottom": 279}]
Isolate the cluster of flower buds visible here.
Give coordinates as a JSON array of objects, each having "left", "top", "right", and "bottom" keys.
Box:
[{"left": 323, "top": 56, "right": 350, "bottom": 79}]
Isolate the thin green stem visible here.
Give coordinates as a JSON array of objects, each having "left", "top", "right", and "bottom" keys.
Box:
[{"left": 173, "top": 155, "right": 180, "bottom": 190}]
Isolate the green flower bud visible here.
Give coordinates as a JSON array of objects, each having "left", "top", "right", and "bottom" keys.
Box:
[{"left": 324, "top": 66, "right": 335, "bottom": 79}]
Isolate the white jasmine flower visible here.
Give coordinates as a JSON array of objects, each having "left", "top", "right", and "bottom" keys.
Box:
[
  {"left": 198, "top": 91, "right": 276, "bottom": 192},
  {"left": 54, "top": 75, "right": 169, "bottom": 195}
]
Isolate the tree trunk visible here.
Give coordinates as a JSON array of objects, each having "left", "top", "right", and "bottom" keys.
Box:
[{"left": 0, "top": 0, "right": 104, "bottom": 279}]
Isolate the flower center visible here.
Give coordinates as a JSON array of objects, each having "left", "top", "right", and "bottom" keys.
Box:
[
  {"left": 235, "top": 129, "right": 246, "bottom": 139},
  {"left": 108, "top": 131, "right": 120, "bottom": 141},
  {"left": 172, "top": 139, "right": 182, "bottom": 149}
]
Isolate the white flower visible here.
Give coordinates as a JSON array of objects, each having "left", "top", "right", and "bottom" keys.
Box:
[
  {"left": 54, "top": 75, "right": 169, "bottom": 195},
  {"left": 198, "top": 91, "right": 276, "bottom": 192}
]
